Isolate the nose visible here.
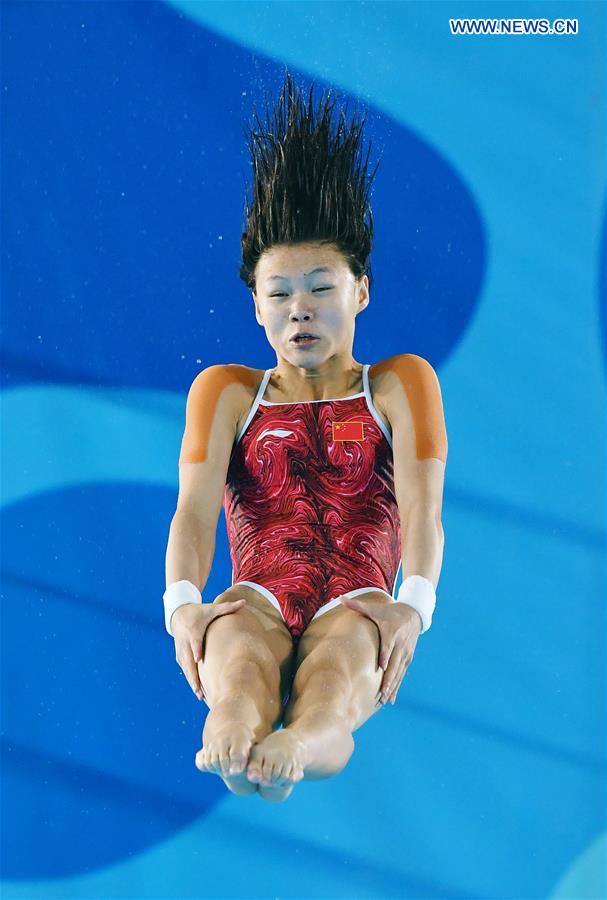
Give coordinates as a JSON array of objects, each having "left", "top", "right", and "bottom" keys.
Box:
[{"left": 289, "top": 306, "right": 314, "bottom": 323}]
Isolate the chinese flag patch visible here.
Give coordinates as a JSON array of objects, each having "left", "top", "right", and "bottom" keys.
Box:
[{"left": 332, "top": 420, "right": 365, "bottom": 441}]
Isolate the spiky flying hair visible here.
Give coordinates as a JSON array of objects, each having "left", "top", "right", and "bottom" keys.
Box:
[{"left": 239, "top": 69, "right": 380, "bottom": 292}]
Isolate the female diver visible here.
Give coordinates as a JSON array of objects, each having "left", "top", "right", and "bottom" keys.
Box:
[{"left": 163, "top": 70, "right": 448, "bottom": 803}]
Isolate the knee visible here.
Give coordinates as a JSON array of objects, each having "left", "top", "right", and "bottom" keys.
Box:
[
  {"left": 203, "top": 599, "right": 271, "bottom": 668},
  {"left": 325, "top": 613, "right": 382, "bottom": 684},
  {"left": 227, "top": 632, "right": 280, "bottom": 674},
  {"left": 292, "top": 631, "right": 380, "bottom": 727},
  {"left": 292, "top": 647, "right": 355, "bottom": 714},
  {"left": 217, "top": 638, "right": 281, "bottom": 697},
  {"left": 224, "top": 652, "right": 278, "bottom": 687},
  {"left": 203, "top": 655, "right": 280, "bottom": 716},
  {"left": 298, "top": 629, "right": 371, "bottom": 683}
]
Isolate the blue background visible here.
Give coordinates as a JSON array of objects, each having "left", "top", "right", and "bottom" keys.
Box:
[{"left": 1, "top": 1, "right": 605, "bottom": 897}]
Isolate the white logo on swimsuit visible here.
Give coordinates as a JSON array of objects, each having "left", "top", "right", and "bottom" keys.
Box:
[{"left": 257, "top": 428, "right": 294, "bottom": 441}]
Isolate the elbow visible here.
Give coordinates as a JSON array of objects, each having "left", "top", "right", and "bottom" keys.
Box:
[{"left": 406, "top": 500, "right": 443, "bottom": 528}]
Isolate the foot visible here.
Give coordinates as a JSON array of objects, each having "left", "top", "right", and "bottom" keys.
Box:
[
  {"left": 246, "top": 729, "right": 307, "bottom": 801},
  {"left": 195, "top": 724, "right": 258, "bottom": 796}
]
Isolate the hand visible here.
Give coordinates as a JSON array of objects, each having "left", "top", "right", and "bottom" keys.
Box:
[
  {"left": 337, "top": 594, "right": 422, "bottom": 705},
  {"left": 172, "top": 598, "right": 247, "bottom": 702}
]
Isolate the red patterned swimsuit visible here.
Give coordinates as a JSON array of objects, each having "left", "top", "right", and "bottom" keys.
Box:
[{"left": 223, "top": 365, "right": 402, "bottom": 644}]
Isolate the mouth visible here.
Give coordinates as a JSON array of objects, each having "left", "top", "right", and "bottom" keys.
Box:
[{"left": 290, "top": 334, "right": 320, "bottom": 347}]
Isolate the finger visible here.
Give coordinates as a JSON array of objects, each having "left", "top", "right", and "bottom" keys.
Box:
[
  {"left": 190, "top": 636, "right": 203, "bottom": 665},
  {"left": 387, "top": 657, "right": 409, "bottom": 704},
  {"left": 212, "top": 598, "right": 247, "bottom": 617},
  {"left": 380, "top": 645, "right": 402, "bottom": 699},
  {"left": 337, "top": 595, "right": 373, "bottom": 616},
  {"left": 379, "top": 633, "right": 396, "bottom": 673},
  {"left": 176, "top": 646, "right": 204, "bottom": 700}
]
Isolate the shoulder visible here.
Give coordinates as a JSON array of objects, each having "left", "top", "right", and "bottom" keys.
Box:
[
  {"left": 187, "top": 363, "right": 260, "bottom": 396},
  {"left": 369, "top": 353, "right": 442, "bottom": 415},
  {"left": 370, "top": 353, "right": 447, "bottom": 462},
  {"left": 186, "top": 363, "right": 263, "bottom": 430},
  {"left": 370, "top": 352, "right": 440, "bottom": 383}
]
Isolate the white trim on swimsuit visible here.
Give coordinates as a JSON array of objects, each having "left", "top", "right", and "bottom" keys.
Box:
[
  {"left": 233, "top": 578, "right": 403, "bottom": 623},
  {"left": 235, "top": 367, "right": 273, "bottom": 444}
]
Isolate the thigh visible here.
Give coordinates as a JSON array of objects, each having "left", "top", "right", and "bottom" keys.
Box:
[
  {"left": 283, "top": 591, "right": 390, "bottom": 731},
  {"left": 199, "top": 583, "right": 296, "bottom": 710}
]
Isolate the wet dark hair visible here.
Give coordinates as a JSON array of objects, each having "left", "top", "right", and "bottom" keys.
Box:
[{"left": 239, "top": 68, "right": 381, "bottom": 293}]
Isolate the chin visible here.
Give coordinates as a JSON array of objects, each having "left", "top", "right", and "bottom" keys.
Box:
[{"left": 288, "top": 351, "right": 323, "bottom": 365}]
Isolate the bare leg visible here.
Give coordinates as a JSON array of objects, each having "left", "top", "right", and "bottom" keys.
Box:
[
  {"left": 193, "top": 587, "right": 293, "bottom": 797},
  {"left": 247, "top": 660, "right": 356, "bottom": 798},
  {"left": 197, "top": 657, "right": 282, "bottom": 795},
  {"left": 248, "top": 598, "right": 387, "bottom": 800},
  {"left": 284, "top": 677, "right": 355, "bottom": 779}
]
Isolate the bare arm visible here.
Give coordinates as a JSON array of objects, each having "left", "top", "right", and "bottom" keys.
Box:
[
  {"left": 378, "top": 353, "right": 448, "bottom": 592},
  {"left": 164, "top": 366, "right": 250, "bottom": 699},
  {"left": 165, "top": 364, "right": 244, "bottom": 595},
  {"left": 165, "top": 510, "right": 217, "bottom": 596},
  {"left": 337, "top": 355, "right": 447, "bottom": 704}
]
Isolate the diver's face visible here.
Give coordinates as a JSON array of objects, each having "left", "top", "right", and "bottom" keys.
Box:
[{"left": 252, "top": 242, "right": 369, "bottom": 366}]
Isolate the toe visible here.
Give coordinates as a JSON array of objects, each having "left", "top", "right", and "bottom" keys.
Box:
[
  {"left": 228, "top": 751, "right": 248, "bottom": 775},
  {"left": 246, "top": 747, "right": 263, "bottom": 781},
  {"left": 264, "top": 763, "right": 280, "bottom": 784},
  {"left": 196, "top": 747, "right": 213, "bottom": 773}
]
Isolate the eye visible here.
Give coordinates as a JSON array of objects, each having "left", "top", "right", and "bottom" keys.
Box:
[{"left": 269, "top": 286, "right": 333, "bottom": 298}]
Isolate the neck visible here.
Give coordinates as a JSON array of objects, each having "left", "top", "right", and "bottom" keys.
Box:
[{"left": 270, "top": 357, "right": 364, "bottom": 402}]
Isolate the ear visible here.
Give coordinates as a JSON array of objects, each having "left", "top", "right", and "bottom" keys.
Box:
[
  {"left": 355, "top": 274, "right": 370, "bottom": 314},
  {"left": 252, "top": 291, "right": 263, "bottom": 326}
]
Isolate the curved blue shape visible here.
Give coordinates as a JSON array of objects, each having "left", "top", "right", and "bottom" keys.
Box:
[
  {"left": 1, "top": 0, "right": 483, "bottom": 394},
  {"left": 1, "top": 482, "right": 233, "bottom": 877}
]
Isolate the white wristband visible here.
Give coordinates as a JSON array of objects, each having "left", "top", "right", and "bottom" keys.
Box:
[
  {"left": 396, "top": 575, "right": 436, "bottom": 634},
  {"left": 163, "top": 580, "right": 202, "bottom": 637}
]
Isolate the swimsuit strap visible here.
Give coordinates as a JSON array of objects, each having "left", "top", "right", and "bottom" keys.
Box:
[
  {"left": 362, "top": 363, "right": 393, "bottom": 446},
  {"left": 362, "top": 363, "right": 371, "bottom": 394},
  {"left": 256, "top": 368, "right": 273, "bottom": 404},
  {"left": 235, "top": 368, "right": 273, "bottom": 444}
]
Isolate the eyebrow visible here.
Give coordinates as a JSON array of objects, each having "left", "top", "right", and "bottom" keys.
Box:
[{"left": 267, "top": 266, "right": 335, "bottom": 282}]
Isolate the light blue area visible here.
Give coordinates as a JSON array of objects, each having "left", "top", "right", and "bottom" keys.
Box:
[
  {"left": 549, "top": 830, "right": 607, "bottom": 899},
  {"left": 2, "top": 1, "right": 605, "bottom": 898},
  {"left": 1, "top": 386, "right": 181, "bottom": 508}
]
